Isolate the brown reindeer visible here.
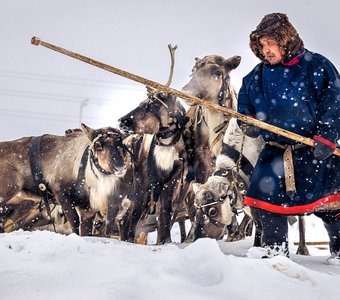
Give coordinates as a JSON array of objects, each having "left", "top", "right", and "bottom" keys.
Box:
[
  {"left": 0, "top": 124, "right": 132, "bottom": 236},
  {"left": 117, "top": 45, "right": 190, "bottom": 244},
  {"left": 187, "top": 118, "right": 264, "bottom": 244},
  {"left": 181, "top": 56, "right": 310, "bottom": 254},
  {"left": 180, "top": 55, "right": 242, "bottom": 240},
  {"left": 182, "top": 55, "right": 241, "bottom": 183},
  {"left": 187, "top": 117, "right": 310, "bottom": 255},
  {"left": 118, "top": 91, "right": 188, "bottom": 244},
  {"left": 0, "top": 201, "right": 71, "bottom": 234}
]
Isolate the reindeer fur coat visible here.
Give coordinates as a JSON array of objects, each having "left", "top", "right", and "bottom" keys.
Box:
[{"left": 238, "top": 48, "right": 340, "bottom": 214}]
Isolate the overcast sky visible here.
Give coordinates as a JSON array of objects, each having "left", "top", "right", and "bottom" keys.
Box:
[{"left": 1, "top": 0, "right": 340, "bottom": 141}]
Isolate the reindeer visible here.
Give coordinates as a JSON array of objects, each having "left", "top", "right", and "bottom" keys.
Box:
[
  {"left": 188, "top": 118, "right": 311, "bottom": 256},
  {"left": 187, "top": 118, "right": 264, "bottom": 244},
  {"left": 118, "top": 91, "right": 188, "bottom": 244},
  {"left": 180, "top": 55, "right": 309, "bottom": 254},
  {"left": 182, "top": 55, "right": 241, "bottom": 183},
  {"left": 180, "top": 55, "right": 245, "bottom": 239},
  {"left": 0, "top": 124, "right": 132, "bottom": 236},
  {"left": 0, "top": 201, "right": 71, "bottom": 234},
  {"left": 117, "top": 45, "right": 190, "bottom": 244}
]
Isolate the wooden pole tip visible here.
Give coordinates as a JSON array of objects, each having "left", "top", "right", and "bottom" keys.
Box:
[{"left": 31, "top": 36, "right": 41, "bottom": 46}]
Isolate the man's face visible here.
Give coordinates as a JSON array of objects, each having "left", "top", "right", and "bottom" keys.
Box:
[{"left": 259, "top": 37, "right": 283, "bottom": 64}]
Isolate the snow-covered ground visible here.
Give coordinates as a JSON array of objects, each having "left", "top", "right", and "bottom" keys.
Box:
[{"left": 1, "top": 215, "right": 339, "bottom": 300}]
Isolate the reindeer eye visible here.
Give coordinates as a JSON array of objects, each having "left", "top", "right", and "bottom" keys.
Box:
[
  {"left": 159, "top": 92, "right": 166, "bottom": 98},
  {"left": 203, "top": 191, "right": 214, "bottom": 201},
  {"left": 208, "top": 207, "right": 218, "bottom": 218},
  {"left": 212, "top": 70, "right": 222, "bottom": 77}
]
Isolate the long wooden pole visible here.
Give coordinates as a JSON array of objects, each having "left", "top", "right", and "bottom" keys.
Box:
[{"left": 31, "top": 36, "right": 340, "bottom": 156}]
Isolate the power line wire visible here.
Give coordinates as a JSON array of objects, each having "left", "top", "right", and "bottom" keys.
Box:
[
  {"left": 0, "top": 88, "right": 113, "bottom": 104},
  {"left": 0, "top": 108, "right": 102, "bottom": 123},
  {"left": 1, "top": 70, "right": 145, "bottom": 90}
]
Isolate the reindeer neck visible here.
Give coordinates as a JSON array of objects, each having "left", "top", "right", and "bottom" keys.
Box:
[{"left": 201, "top": 107, "right": 225, "bottom": 155}]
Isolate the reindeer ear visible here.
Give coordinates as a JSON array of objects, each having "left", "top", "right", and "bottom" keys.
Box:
[
  {"left": 192, "top": 183, "right": 202, "bottom": 194},
  {"left": 81, "top": 123, "right": 96, "bottom": 141},
  {"left": 146, "top": 86, "right": 154, "bottom": 94},
  {"left": 195, "top": 57, "right": 200, "bottom": 63},
  {"left": 120, "top": 129, "right": 130, "bottom": 140},
  {"left": 223, "top": 55, "right": 241, "bottom": 71},
  {"left": 217, "top": 182, "right": 231, "bottom": 198}
]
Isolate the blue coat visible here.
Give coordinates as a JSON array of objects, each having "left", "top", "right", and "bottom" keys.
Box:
[{"left": 238, "top": 49, "right": 340, "bottom": 214}]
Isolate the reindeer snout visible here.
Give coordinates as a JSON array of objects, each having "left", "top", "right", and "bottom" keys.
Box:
[
  {"left": 118, "top": 116, "right": 134, "bottom": 133},
  {"left": 114, "top": 165, "right": 127, "bottom": 178}
]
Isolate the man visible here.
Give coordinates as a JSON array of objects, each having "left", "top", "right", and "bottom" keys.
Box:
[{"left": 238, "top": 13, "right": 340, "bottom": 263}]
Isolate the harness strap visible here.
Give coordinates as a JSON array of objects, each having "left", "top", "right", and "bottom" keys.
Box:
[
  {"left": 29, "top": 136, "right": 56, "bottom": 232},
  {"left": 209, "top": 218, "right": 228, "bottom": 228},
  {"left": 266, "top": 142, "right": 306, "bottom": 199},
  {"left": 194, "top": 199, "right": 229, "bottom": 228},
  {"left": 156, "top": 125, "right": 183, "bottom": 146},
  {"left": 221, "top": 143, "right": 254, "bottom": 175},
  {"left": 217, "top": 75, "right": 226, "bottom": 106},
  {"left": 213, "top": 119, "right": 230, "bottom": 134},
  {"left": 73, "top": 146, "right": 90, "bottom": 194},
  {"left": 218, "top": 74, "right": 232, "bottom": 105},
  {"left": 89, "top": 149, "right": 112, "bottom": 175},
  {"left": 194, "top": 201, "right": 218, "bottom": 209}
]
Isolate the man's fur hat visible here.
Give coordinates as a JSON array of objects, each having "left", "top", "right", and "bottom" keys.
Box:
[{"left": 249, "top": 13, "right": 304, "bottom": 63}]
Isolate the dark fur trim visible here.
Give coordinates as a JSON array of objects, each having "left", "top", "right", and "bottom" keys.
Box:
[{"left": 250, "top": 13, "right": 304, "bottom": 63}]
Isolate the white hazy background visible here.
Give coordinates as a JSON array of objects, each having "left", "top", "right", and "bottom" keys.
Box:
[
  {"left": 1, "top": 2, "right": 340, "bottom": 299},
  {"left": 1, "top": 0, "right": 340, "bottom": 141}
]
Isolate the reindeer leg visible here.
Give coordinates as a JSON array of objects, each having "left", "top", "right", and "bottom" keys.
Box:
[
  {"left": 181, "top": 188, "right": 196, "bottom": 242},
  {"left": 106, "top": 202, "right": 120, "bottom": 237},
  {"left": 163, "top": 164, "right": 186, "bottom": 244},
  {"left": 1, "top": 201, "right": 51, "bottom": 232},
  {"left": 157, "top": 193, "right": 172, "bottom": 244},
  {"left": 195, "top": 149, "right": 214, "bottom": 184},
  {"left": 18, "top": 212, "right": 51, "bottom": 231},
  {"left": 245, "top": 220, "right": 254, "bottom": 237},
  {"left": 296, "top": 216, "right": 310, "bottom": 255},
  {"left": 170, "top": 179, "right": 190, "bottom": 243},
  {"left": 158, "top": 172, "right": 182, "bottom": 244},
  {"left": 118, "top": 207, "right": 132, "bottom": 241},
  {"left": 185, "top": 222, "right": 198, "bottom": 243},
  {"left": 179, "top": 221, "right": 187, "bottom": 243},
  {"left": 25, "top": 215, "right": 55, "bottom": 231},
  {"left": 77, "top": 207, "right": 97, "bottom": 236},
  {"left": 127, "top": 197, "right": 146, "bottom": 243},
  {"left": 60, "top": 203, "right": 80, "bottom": 235},
  {"left": 248, "top": 207, "right": 264, "bottom": 247},
  {"left": 226, "top": 214, "right": 251, "bottom": 242},
  {"left": 253, "top": 219, "right": 263, "bottom": 247},
  {"left": 3, "top": 202, "right": 34, "bottom": 232}
]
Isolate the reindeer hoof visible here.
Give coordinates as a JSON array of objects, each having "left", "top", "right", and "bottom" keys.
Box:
[
  {"left": 136, "top": 232, "right": 147, "bottom": 245},
  {"left": 296, "top": 246, "right": 310, "bottom": 256},
  {"left": 4, "top": 219, "right": 15, "bottom": 233},
  {"left": 225, "top": 233, "right": 245, "bottom": 242}
]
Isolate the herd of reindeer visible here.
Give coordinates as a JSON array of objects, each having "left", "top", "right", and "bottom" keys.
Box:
[{"left": 0, "top": 47, "right": 310, "bottom": 255}]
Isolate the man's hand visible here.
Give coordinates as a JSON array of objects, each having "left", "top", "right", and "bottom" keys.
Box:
[
  {"left": 241, "top": 123, "right": 261, "bottom": 138},
  {"left": 313, "top": 135, "right": 336, "bottom": 160}
]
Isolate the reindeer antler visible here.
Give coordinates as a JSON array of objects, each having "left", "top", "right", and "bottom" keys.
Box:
[
  {"left": 146, "top": 44, "right": 177, "bottom": 96},
  {"left": 164, "top": 44, "right": 177, "bottom": 87}
]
